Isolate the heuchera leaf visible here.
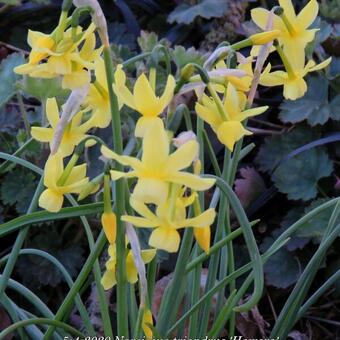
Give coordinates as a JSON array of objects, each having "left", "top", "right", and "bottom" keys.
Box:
[
  {"left": 0, "top": 168, "right": 38, "bottom": 213},
  {"left": 256, "top": 126, "right": 333, "bottom": 201},
  {"left": 168, "top": 0, "right": 229, "bottom": 25},
  {"left": 279, "top": 76, "right": 340, "bottom": 126},
  {"left": 170, "top": 46, "right": 205, "bottom": 69},
  {"left": 0, "top": 53, "right": 25, "bottom": 107},
  {"left": 260, "top": 235, "right": 306, "bottom": 289},
  {"left": 290, "top": 198, "right": 340, "bottom": 241},
  {"left": 234, "top": 167, "right": 266, "bottom": 207}
]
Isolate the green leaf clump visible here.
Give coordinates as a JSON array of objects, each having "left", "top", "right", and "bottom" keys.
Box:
[
  {"left": 168, "top": 0, "right": 229, "bottom": 25},
  {"left": 256, "top": 126, "right": 333, "bottom": 201},
  {"left": 0, "top": 53, "right": 25, "bottom": 107},
  {"left": 279, "top": 76, "right": 340, "bottom": 126}
]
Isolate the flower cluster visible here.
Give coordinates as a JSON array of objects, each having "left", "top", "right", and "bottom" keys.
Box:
[{"left": 13, "top": 0, "right": 331, "bottom": 337}]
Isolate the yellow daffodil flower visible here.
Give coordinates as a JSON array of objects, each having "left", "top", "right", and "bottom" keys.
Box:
[
  {"left": 195, "top": 83, "right": 268, "bottom": 151},
  {"left": 31, "top": 98, "right": 95, "bottom": 156},
  {"left": 113, "top": 68, "right": 176, "bottom": 137},
  {"left": 214, "top": 54, "right": 254, "bottom": 93},
  {"left": 122, "top": 193, "right": 216, "bottom": 253},
  {"left": 260, "top": 58, "right": 332, "bottom": 100},
  {"left": 142, "top": 308, "right": 153, "bottom": 340},
  {"left": 39, "top": 153, "right": 89, "bottom": 212},
  {"left": 101, "top": 243, "right": 156, "bottom": 290},
  {"left": 84, "top": 59, "right": 124, "bottom": 128},
  {"left": 251, "top": 0, "right": 319, "bottom": 69},
  {"left": 101, "top": 120, "right": 215, "bottom": 205},
  {"left": 15, "top": 24, "right": 102, "bottom": 89}
]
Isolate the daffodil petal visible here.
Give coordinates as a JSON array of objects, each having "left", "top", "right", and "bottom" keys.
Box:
[
  {"left": 279, "top": 0, "right": 297, "bottom": 21},
  {"left": 135, "top": 116, "right": 163, "bottom": 138},
  {"left": 297, "top": 0, "right": 318, "bottom": 29},
  {"left": 66, "top": 164, "right": 87, "bottom": 185},
  {"left": 236, "top": 106, "right": 268, "bottom": 121},
  {"left": 283, "top": 78, "right": 307, "bottom": 100},
  {"left": 46, "top": 98, "right": 60, "bottom": 128},
  {"left": 126, "top": 252, "right": 139, "bottom": 283},
  {"left": 166, "top": 172, "right": 215, "bottom": 191},
  {"left": 31, "top": 127, "right": 53, "bottom": 142},
  {"left": 177, "top": 208, "right": 216, "bottom": 228},
  {"left": 149, "top": 227, "right": 180, "bottom": 253},
  {"left": 101, "top": 145, "right": 143, "bottom": 170},
  {"left": 251, "top": 8, "right": 287, "bottom": 32},
  {"left": 217, "top": 121, "right": 252, "bottom": 151},
  {"left": 133, "top": 178, "right": 169, "bottom": 205},
  {"left": 39, "top": 188, "right": 63, "bottom": 212},
  {"left": 129, "top": 198, "right": 159, "bottom": 223},
  {"left": 141, "top": 249, "right": 157, "bottom": 264},
  {"left": 141, "top": 120, "right": 169, "bottom": 169},
  {"left": 121, "top": 215, "right": 159, "bottom": 228},
  {"left": 307, "top": 57, "right": 332, "bottom": 72},
  {"left": 101, "top": 269, "right": 116, "bottom": 289},
  {"left": 134, "top": 73, "right": 159, "bottom": 116},
  {"left": 159, "top": 74, "right": 176, "bottom": 109},
  {"left": 167, "top": 140, "right": 198, "bottom": 172},
  {"left": 194, "top": 226, "right": 211, "bottom": 254}
]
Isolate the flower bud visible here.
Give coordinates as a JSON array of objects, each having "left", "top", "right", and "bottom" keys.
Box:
[{"left": 101, "top": 211, "right": 117, "bottom": 244}]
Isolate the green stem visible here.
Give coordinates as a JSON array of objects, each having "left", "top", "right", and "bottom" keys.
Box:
[
  {"left": 43, "top": 231, "right": 107, "bottom": 339},
  {"left": 103, "top": 45, "right": 128, "bottom": 337},
  {"left": 0, "top": 318, "right": 85, "bottom": 339},
  {"left": 157, "top": 228, "right": 194, "bottom": 335},
  {"left": 17, "top": 93, "right": 30, "bottom": 138}
]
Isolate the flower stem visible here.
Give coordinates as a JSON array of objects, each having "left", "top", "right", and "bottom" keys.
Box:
[{"left": 103, "top": 45, "right": 128, "bottom": 336}]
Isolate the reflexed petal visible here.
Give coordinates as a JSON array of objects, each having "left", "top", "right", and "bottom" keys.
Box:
[
  {"left": 166, "top": 172, "right": 215, "bottom": 191},
  {"left": 159, "top": 75, "right": 176, "bottom": 109},
  {"left": 134, "top": 73, "right": 159, "bottom": 116},
  {"left": 48, "top": 55, "right": 72, "bottom": 75},
  {"left": 177, "top": 208, "right": 216, "bottom": 228},
  {"left": 307, "top": 57, "right": 332, "bottom": 72},
  {"left": 279, "top": 0, "right": 297, "bottom": 21},
  {"left": 44, "top": 153, "right": 63, "bottom": 188},
  {"left": 260, "top": 68, "right": 286, "bottom": 87},
  {"left": 114, "top": 64, "right": 126, "bottom": 87},
  {"left": 121, "top": 215, "right": 159, "bottom": 228},
  {"left": 39, "top": 188, "right": 63, "bottom": 212},
  {"left": 141, "top": 120, "right": 169, "bottom": 169},
  {"left": 297, "top": 0, "right": 318, "bottom": 29},
  {"left": 149, "top": 227, "right": 180, "bottom": 253},
  {"left": 283, "top": 77, "right": 307, "bottom": 100},
  {"left": 101, "top": 145, "right": 143, "bottom": 170},
  {"left": 31, "top": 127, "right": 53, "bottom": 142},
  {"left": 195, "top": 102, "right": 222, "bottom": 129},
  {"left": 141, "top": 249, "right": 157, "bottom": 264},
  {"left": 135, "top": 116, "right": 163, "bottom": 138},
  {"left": 236, "top": 106, "right": 268, "bottom": 121},
  {"left": 167, "top": 140, "right": 198, "bottom": 172},
  {"left": 62, "top": 70, "right": 90, "bottom": 90},
  {"left": 217, "top": 121, "right": 252, "bottom": 151},
  {"left": 113, "top": 82, "right": 135, "bottom": 110},
  {"left": 251, "top": 8, "right": 287, "bottom": 32},
  {"left": 224, "top": 83, "right": 240, "bottom": 119},
  {"left": 66, "top": 164, "right": 87, "bottom": 185},
  {"left": 101, "top": 269, "right": 116, "bottom": 289},
  {"left": 129, "top": 198, "right": 159, "bottom": 222},
  {"left": 133, "top": 178, "right": 169, "bottom": 205},
  {"left": 61, "top": 178, "right": 89, "bottom": 194},
  {"left": 110, "top": 170, "right": 136, "bottom": 180},
  {"left": 194, "top": 226, "right": 211, "bottom": 254},
  {"left": 46, "top": 98, "right": 60, "bottom": 128}
]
